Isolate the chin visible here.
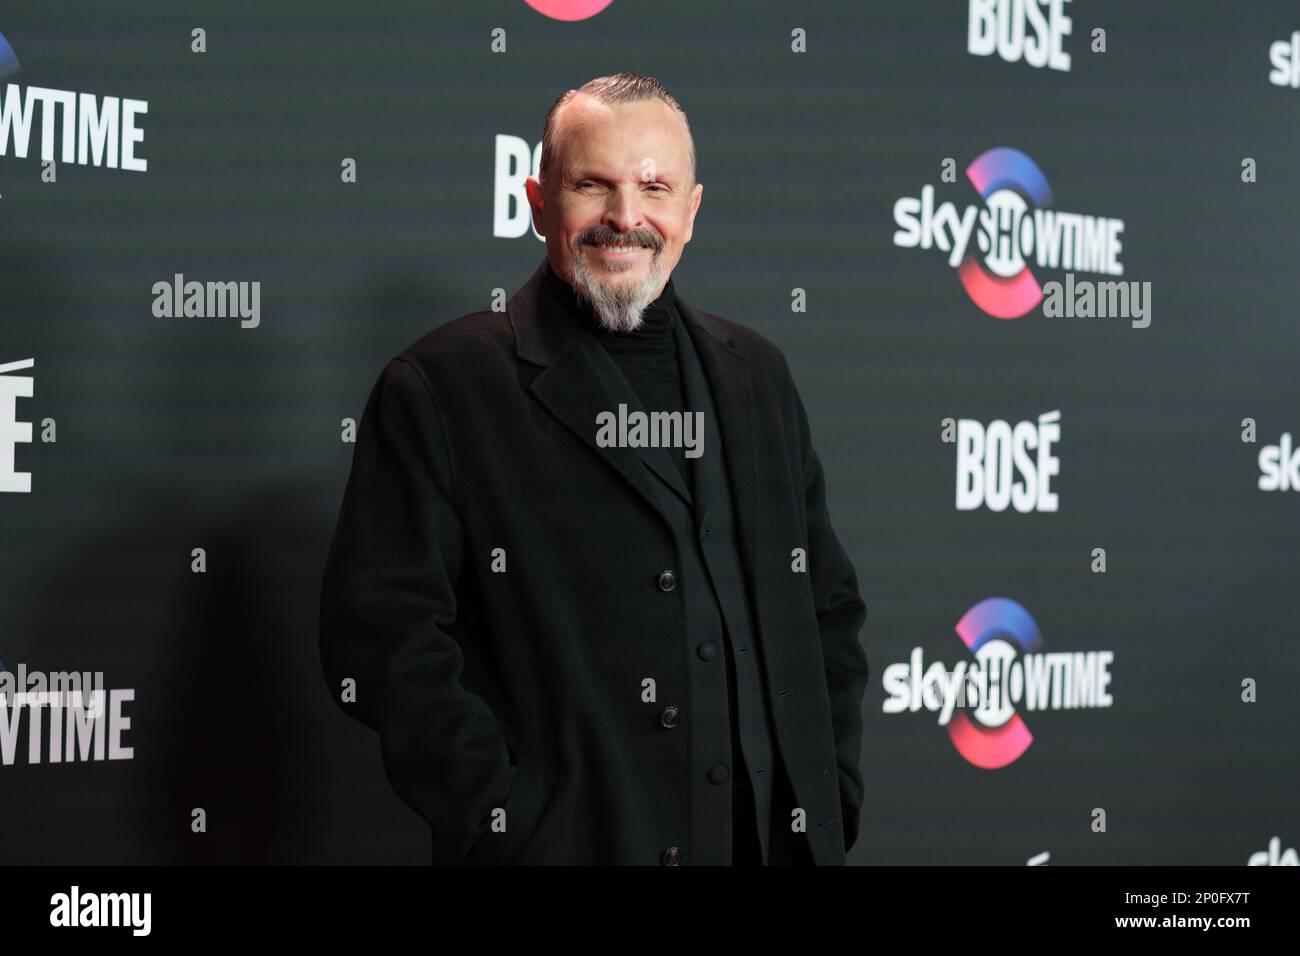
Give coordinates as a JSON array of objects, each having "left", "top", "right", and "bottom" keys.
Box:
[
  {"left": 603, "top": 263, "right": 645, "bottom": 278},
  {"left": 590, "top": 261, "right": 644, "bottom": 281}
]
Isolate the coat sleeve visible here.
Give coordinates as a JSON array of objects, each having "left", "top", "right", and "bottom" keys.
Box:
[
  {"left": 789, "top": 373, "right": 870, "bottom": 855},
  {"left": 319, "top": 357, "right": 552, "bottom": 864}
]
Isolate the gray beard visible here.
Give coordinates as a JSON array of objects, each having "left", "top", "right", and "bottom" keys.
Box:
[{"left": 569, "top": 247, "right": 665, "bottom": 333}]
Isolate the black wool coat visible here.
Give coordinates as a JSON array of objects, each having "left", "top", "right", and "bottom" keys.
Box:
[{"left": 319, "top": 259, "right": 869, "bottom": 865}]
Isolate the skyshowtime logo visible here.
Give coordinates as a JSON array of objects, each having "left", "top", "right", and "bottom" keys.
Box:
[
  {"left": 893, "top": 147, "right": 1126, "bottom": 318},
  {"left": 0, "top": 30, "right": 149, "bottom": 172},
  {"left": 0, "top": 31, "right": 20, "bottom": 79},
  {"left": 1258, "top": 432, "right": 1300, "bottom": 492},
  {"left": 523, "top": 0, "right": 614, "bottom": 21},
  {"left": 1268, "top": 30, "right": 1300, "bottom": 88},
  {"left": 881, "top": 597, "right": 1114, "bottom": 769},
  {"left": 0, "top": 659, "right": 136, "bottom": 767}
]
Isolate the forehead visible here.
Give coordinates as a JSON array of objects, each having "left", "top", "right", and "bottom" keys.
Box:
[{"left": 551, "top": 94, "right": 690, "bottom": 176}]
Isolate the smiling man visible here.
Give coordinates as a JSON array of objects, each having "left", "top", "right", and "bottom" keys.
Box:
[
  {"left": 320, "top": 72, "right": 869, "bottom": 866},
  {"left": 526, "top": 80, "right": 700, "bottom": 333}
]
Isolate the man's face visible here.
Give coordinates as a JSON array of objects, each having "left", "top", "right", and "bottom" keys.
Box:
[{"left": 526, "top": 94, "right": 703, "bottom": 330}]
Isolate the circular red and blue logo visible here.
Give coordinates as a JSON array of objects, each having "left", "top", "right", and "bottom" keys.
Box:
[
  {"left": 0, "top": 32, "right": 21, "bottom": 79},
  {"left": 947, "top": 597, "right": 1043, "bottom": 768},
  {"left": 959, "top": 147, "right": 1054, "bottom": 319},
  {"left": 523, "top": 0, "right": 615, "bottom": 21}
]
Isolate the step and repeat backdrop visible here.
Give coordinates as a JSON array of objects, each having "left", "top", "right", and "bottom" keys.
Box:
[{"left": 0, "top": 1, "right": 1296, "bottom": 864}]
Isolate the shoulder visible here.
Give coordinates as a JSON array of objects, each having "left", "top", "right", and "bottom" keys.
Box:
[
  {"left": 683, "top": 304, "right": 797, "bottom": 386},
  {"left": 683, "top": 304, "right": 816, "bottom": 446},
  {"left": 385, "top": 308, "right": 517, "bottom": 387}
]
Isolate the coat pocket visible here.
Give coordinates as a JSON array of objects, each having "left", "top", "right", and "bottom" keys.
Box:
[{"left": 461, "top": 754, "right": 559, "bottom": 865}]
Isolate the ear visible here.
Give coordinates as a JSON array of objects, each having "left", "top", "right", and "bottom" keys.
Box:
[
  {"left": 525, "top": 176, "right": 547, "bottom": 237},
  {"left": 682, "top": 181, "right": 703, "bottom": 244}
]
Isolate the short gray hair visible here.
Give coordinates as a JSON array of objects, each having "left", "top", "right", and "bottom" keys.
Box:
[{"left": 539, "top": 71, "right": 696, "bottom": 187}]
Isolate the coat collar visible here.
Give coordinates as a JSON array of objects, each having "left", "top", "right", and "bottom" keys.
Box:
[
  {"left": 507, "top": 258, "right": 758, "bottom": 572},
  {"left": 509, "top": 258, "right": 742, "bottom": 365}
]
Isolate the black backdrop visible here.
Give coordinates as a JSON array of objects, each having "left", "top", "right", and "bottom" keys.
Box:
[{"left": 0, "top": 0, "right": 1296, "bottom": 865}]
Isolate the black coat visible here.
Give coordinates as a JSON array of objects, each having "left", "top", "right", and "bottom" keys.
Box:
[{"left": 319, "top": 259, "right": 869, "bottom": 865}]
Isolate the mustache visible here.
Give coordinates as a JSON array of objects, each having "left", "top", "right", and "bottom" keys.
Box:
[{"left": 575, "top": 225, "right": 664, "bottom": 252}]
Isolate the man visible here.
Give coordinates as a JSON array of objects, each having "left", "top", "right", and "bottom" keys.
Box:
[{"left": 320, "top": 72, "right": 868, "bottom": 866}]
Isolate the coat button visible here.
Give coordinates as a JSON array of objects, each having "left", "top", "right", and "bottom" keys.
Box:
[
  {"left": 696, "top": 641, "right": 719, "bottom": 661},
  {"left": 659, "top": 706, "right": 680, "bottom": 728},
  {"left": 708, "top": 764, "right": 730, "bottom": 785},
  {"left": 661, "top": 846, "right": 681, "bottom": 866},
  {"left": 657, "top": 570, "right": 676, "bottom": 592}
]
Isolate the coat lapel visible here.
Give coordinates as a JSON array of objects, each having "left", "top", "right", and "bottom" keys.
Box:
[
  {"left": 675, "top": 297, "right": 760, "bottom": 590},
  {"left": 509, "top": 260, "right": 757, "bottom": 551},
  {"left": 509, "top": 260, "right": 695, "bottom": 527}
]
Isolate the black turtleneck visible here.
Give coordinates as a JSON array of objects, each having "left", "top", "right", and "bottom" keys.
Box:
[{"left": 544, "top": 260, "right": 694, "bottom": 485}]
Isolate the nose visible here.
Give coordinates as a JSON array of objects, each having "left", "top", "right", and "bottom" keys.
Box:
[{"left": 603, "top": 184, "right": 644, "bottom": 235}]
